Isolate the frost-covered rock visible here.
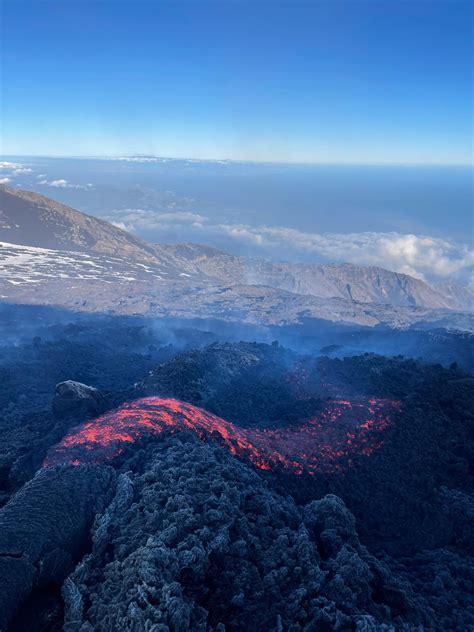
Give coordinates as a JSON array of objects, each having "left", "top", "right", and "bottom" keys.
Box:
[
  {"left": 63, "top": 436, "right": 439, "bottom": 632},
  {"left": 0, "top": 464, "right": 115, "bottom": 629}
]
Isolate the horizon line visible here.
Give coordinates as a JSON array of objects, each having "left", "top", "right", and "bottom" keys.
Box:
[{"left": 1, "top": 153, "right": 472, "bottom": 169}]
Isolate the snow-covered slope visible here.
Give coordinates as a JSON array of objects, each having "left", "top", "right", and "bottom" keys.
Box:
[{"left": 0, "top": 241, "right": 200, "bottom": 286}]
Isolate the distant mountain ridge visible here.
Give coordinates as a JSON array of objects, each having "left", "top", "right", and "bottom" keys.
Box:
[
  {"left": 157, "top": 243, "right": 473, "bottom": 312},
  {"left": 0, "top": 185, "right": 471, "bottom": 323}
]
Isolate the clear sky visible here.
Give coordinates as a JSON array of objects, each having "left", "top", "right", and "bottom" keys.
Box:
[{"left": 0, "top": 0, "right": 472, "bottom": 164}]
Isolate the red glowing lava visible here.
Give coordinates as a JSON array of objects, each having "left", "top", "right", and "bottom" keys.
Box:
[{"left": 44, "top": 397, "right": 401, "bottom": 474}]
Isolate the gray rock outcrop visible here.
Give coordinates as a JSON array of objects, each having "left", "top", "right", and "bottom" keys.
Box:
[
  {"left": 0, "top": 465, "right": 116, "bottom": 630},
  {"left": 52, "top": 380, "right": 106, "bottom": 419}
]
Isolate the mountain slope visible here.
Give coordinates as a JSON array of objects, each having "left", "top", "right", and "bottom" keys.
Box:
[
  {"left": 0, "top": 185, "right": 161, "bottom": 263},
  {"left": 160, "top": 243, "right": 467, "bottom": 310},
  {"left": 433, "top": 281, "right": 474, "bottom": 312}
]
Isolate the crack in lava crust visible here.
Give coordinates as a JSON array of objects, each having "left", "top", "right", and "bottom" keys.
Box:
[{"left": 43, "top": 397, "right": 401, "bottom": 474}]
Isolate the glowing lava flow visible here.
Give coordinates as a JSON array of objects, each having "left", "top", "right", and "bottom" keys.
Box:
[{"left": 43, "top": 397, "right": 401, "bottom": 474}]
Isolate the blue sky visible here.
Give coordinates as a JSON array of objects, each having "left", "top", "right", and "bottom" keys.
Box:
[{"left": 1, "top": 0, "right": 472, "bottom": 164}]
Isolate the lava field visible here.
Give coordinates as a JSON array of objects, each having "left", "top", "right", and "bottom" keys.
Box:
[{"left": 44, "top": 396, "right": 401, "bottom": 474}]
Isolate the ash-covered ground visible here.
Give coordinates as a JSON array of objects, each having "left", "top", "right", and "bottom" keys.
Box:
[{"left": 0, "top": 305, "right": 473, "bottom": 631}]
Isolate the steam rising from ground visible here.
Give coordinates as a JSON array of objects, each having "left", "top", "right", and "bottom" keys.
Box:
[{"left": 44, "top": 396, "right": 400, "bottom": 474}]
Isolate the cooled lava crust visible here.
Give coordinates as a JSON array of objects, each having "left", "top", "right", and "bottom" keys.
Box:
[{"left": 44, "top": 396, "right": 401, "bottom": 474}]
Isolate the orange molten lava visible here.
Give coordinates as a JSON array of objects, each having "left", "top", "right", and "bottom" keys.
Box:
[{"left": 43, "top": 397, "right": 400, "bottom": 474}]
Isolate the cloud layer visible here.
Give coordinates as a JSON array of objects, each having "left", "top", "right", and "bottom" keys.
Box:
[
  {"left": 0, "top": 161, "right": 33, "bottom": 180},
  {"left": 105, "top": 208, "right": 207, "bottom": 232},
  {"left": 37, "top": 177, "right": 93, "bottom": 190},
  {"left": 0, "top": 161, "right": 93, "bottom": 191},
  {"left": 105, "top": 206, "right": 473, "bottom": 284},
  {"left": 217, "top": 224, "right": 474, "bottom": 282}
]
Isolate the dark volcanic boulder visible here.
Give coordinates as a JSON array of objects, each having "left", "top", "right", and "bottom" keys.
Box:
[
  {"left": 0, "top": 464, "right": 115, "bottom": 630},
  {"left": 52, "top": 380, "right": 106, "bottom": 419}
]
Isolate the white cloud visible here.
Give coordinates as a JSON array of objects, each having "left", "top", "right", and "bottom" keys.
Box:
[
  {"left": 155, "top": 211, "right": 207, "bottom": 222},
  {"left": 218, "top": 224, "right": 265, "bottom": 246},
  {"left": 38, "top": 178, "right": 93, "bottom": 190},
  {"left": 105, "top": 208, "right": 208, "bottom": 232},
  {"left": 0, "top": 161, "right": 33, "bottom": 178},
  {"left": 216, "top": 224, "right": 474, "bottom": 282},
  {"left": 43, "top": 179, "right": 68, "bottom": 187},
  {"left": 0, "top": 177, "right": 11, "bottom": 184},
  {"left": 113, "top": 156, "right": 165, "bottom": 163},
  {"left": 11, "top": 167, "right": 33, "bottom": 175}
]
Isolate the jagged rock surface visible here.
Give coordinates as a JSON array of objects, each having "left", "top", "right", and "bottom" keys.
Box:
[
  {"left": 0, "top": 465, "right": 116, "bottom": 630},
  {"left": 62, "top": 436, "right": 473, "bottom": 632}
]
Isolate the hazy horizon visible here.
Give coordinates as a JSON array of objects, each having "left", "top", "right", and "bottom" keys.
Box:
[{"left": 2, "top": 153, "right": 473, "bottom": 168}]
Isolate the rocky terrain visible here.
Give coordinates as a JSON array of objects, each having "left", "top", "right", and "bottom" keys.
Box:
[
  {"left": 0, "top": 186, "right": 472, "bottom": 331},
  {"left": 165, "top": 243, "right": 473, "bottom": 311},
  {"left": 3, "top": 262, "right": 471, "bottom": 330},
  {"left": 0, "top": 334, "right": 473, "bottom": 630},
  {"left": 60, "top": 438, "right": 466, "bottom": 632}
]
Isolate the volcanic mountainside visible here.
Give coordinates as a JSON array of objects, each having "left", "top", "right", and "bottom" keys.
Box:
[{"left": 1, "top": 341, "right": 473, "bottom": 630}]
